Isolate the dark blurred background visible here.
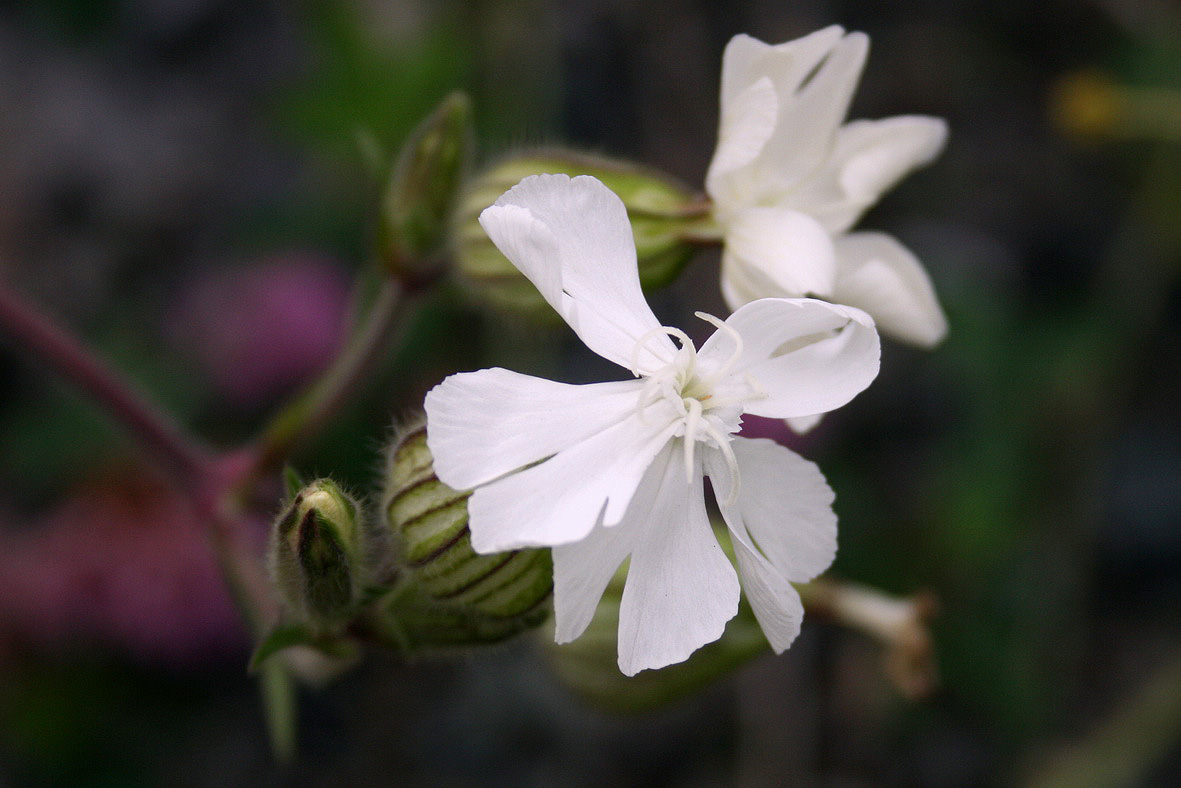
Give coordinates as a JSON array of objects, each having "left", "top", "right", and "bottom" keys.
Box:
[{"left": 1, "top": 0, "right": 1179, "bottom": 785}]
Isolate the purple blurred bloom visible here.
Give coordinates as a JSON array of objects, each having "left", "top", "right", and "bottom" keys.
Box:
[
  {"left": 0, "top": 473, "right": 250, "bottom": 667},
  {"left": 170, "top": 254, "right": 350, "bottom": 408}
]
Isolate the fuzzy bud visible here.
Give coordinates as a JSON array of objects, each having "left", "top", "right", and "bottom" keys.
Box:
[
  {"left": 271, "top": 478, "right": 365, "bottom": 632},
  {"left": 379, "top": 91, "right": 473, "bottom": 286},
  {"left": 378, "top": 419, "right": 552, "bottom": 652},
  {"left": 454, "top": 149, "right": 707, "bottom": 316}
]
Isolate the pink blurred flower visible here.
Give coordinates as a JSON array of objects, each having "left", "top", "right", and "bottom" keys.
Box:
[
  {"left": 170, "top": 254, "right": 350, "bottom": 408},
  {"left": 0, "top": 473, "right": 249, "bottom": 666}
]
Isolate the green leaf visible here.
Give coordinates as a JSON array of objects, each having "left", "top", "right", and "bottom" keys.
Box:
[
  {"left": 283, "top": 466, "right": 305, "bottom": 502},
  {"left": 249, "top": 623, "right": 314, "bottom": 672}
]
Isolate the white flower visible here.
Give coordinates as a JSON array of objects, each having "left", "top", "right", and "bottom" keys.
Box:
[
  {"left": 707, "top": 26, "right": 949, "bottom": 348},
  {"left": 425, "top": 174, "right": 880, "bottom": 675}
]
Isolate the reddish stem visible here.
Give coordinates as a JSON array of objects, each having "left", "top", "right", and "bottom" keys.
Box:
[
  {"left": 0, "top": 281, "right": 214, "bottom": 493},
  {"left": 0, "top": 279, "right": 278, "bottom": 632}
]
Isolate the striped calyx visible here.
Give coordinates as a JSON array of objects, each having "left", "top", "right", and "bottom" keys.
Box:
[{"left": 380, "top": 420, "right": 552, "bottom": 650}]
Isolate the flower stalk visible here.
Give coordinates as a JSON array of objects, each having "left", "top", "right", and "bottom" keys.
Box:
[
  {"left": 798, "top": 578, "right": 939, "bottom": 699},
  {"left": 247, "top": 275, "right": 406, "bottom": 485},
  {"left": 0, "top": 278, "right": 279, "bottom": 636},
  {"left": 0, "top": 280, "right": 213, "bottom": 493}
]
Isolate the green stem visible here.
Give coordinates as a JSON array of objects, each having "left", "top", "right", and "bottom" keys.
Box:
[
  {"left": 203, "top": 496, "right": 278, "bottom": 636},
  {"left": 246, "top": 276, "right": 407, "bottom": 484}
]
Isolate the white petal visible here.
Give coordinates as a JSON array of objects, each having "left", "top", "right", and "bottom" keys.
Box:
[
  {"left": 705, "top": 76, "right": 778, "bottom": 209},
  {"left": 720, "top": 207, "right": 837, "bottom": 299},
  {"left": 706, "top": 439, "right": 835, "bottom": 652},
  {"left": 729, "top": 540, "right": 805, "bottom": 654},
  {"left": 698, "top": 297, "right": 880, "bottom": 419},
  {"left": 465, "top": 410, "right": 680, "bottom": 552},
  {"left": 710, "top": 28, "right": 858, "bottom": 209},
  {"left": 836, "top": 117, "right": 948, "bottom": 204},
  {"left": 550, "top": 445, "right": 675, "bottom": 644},
  {"left": 719, "top": 245, "right": 781, "bottom": 312},
  {"left": 790, "top": 116, "right": 949, "bottom": 234},
  {"left": 723, "top": 514, "right": 805, "bottom": 652},
  {"left": 832, "top": 231, "right": 948, "bottom": 348},
  {"left": 721, "top": 437, "right": 838, "bottom": 582},
  {"left": 750, "top": 32, "right": 869, "bottom": 200},
  {"left": 616, "top": 446, "right": 740, "bottom": 675},
  {"left": 425, "top": 368, "right": 644, "bottom": 490},
  {"left": 479, "top": 174, "right": 674, "bottom": 373},
  {"left": 717, "top": 29, "right": 845, "bottom": 119}
]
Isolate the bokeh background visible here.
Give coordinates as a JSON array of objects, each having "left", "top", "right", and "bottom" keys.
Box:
[{"left": 2, "top": 0, "right": 1179, "bottom": 785}]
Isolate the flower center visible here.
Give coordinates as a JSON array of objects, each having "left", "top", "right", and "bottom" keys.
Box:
[{"left": 630, "top": 313, "right": 751, "bottom": 504}]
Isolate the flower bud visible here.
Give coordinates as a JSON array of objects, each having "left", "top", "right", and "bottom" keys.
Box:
[
  {"left": 541, "top": 527, "right": 769, "bottom": 711},
  {"left": 454, "top": 149, "right": 707, "bottom": 316},
  {"left": 379, "top": 91, "right": 473, "bottom": 286},
  {"left": 378, "top": 419, "right": 552, "bottom": 651},
  {"left": 1051, "top": 70, "right": 1181, "bottom": 143},
  {"left": 271, "top": 478, "right": 365, "bottom": 632}
]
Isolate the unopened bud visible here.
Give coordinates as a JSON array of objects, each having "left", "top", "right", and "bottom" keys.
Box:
[
  {"left": 378, "top": 419, "right": 552, "bottom": 651},
  {"left": 455, "top": 150, "right": 707, "bottom": 316},
  {"left": 379, "top": 91, "right": 473, "bottom": 285},
  {"left": 271, "top": 478, "right": 365, "bottom": 631}
]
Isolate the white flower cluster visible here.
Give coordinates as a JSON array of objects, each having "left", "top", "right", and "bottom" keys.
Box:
[
  {"left": 426, "top": 27, "right": 945, "bottom": 675},
  {"left": 709, "top": 27, "right": 948, "bottom": 349}
]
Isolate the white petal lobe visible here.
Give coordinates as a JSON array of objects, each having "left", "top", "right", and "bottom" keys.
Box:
[
  {"left": 465, "top": 411, "right": 679, "bottom": 552},
  {"left": 725, "top": 437, "right": 838, "bottom": 582},
  {"left": 706, "top": 438, "right": 836, "bottom": 652},
  {"left": 698, "top": 298, "right": 880, "bottom": 419},
  {"left": 480, "top": 174, "right": 674, "bottom": 372},
  {"left": 832, "top": 231, "right": 948, "bottom": 348},
  {"left": 550, "top": 446, "right": 676, "bottom": 644},
  {"left": 721, "top": 209, "right": 837, "bottom": 299},
  {"left": 425, "top": 369, "right": 645, "bottom": 490},
  {"left": 616, "top": 446, "right": 740, "bottom": 675},
  {"left": 706, "top": 77, "right": 778, "bottom": 208}
]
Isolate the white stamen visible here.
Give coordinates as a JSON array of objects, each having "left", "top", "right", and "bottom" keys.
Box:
[
  {"left": 628, "top": 316, "right": 746, "bottom": 498},
  {"left": 691, "top": 311, "right": 745, "bottom": 393},
  {"left": 702, "top": 419, "right": 742, "bottom": 506},
  {"left": 630, "top": 325, "right": 694, "bottom": 377}
]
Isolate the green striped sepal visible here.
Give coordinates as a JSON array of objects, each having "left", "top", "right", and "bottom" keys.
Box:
[{"left": 379, "top": 419, "right": 553, "bottom": 652}]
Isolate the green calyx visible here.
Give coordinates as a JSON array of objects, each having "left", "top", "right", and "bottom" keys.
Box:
[
  {"left": 454, "top": 149, "right": 709, "bottom": 317},
  {"left": 378, "top": 420, "right": 553, "bottom": 652}
]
